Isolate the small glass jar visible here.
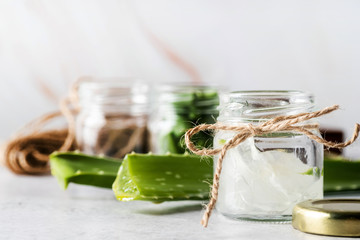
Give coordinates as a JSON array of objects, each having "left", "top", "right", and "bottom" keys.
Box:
[
  {"left": 76, "top": 79, "right": 150, "bottom": 158},
  {"left": 214, "top": 91, "right": 323, "bottom": 221},
  {"left": 149, "top": 84, "right": 219, "bottom": 154}
]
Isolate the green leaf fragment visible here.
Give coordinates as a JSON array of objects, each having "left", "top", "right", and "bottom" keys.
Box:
[
  {"left": 112, "top": 153, "right": 213, "bottom": 202},
  {"left": 301, "top": 167, "right": 321, "bottom": 177},
  {"left": 50, "top": 152, "right": 121, "bottom": 189},
  {"left": 324, "top": 155, "right": 360, "bottom": 192},
  {"left": 301, "top": 168, "right": 314, "bottom": 175}
]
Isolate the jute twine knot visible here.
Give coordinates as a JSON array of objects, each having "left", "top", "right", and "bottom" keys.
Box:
[{"left": 185, "top": 105, "right": 360, "bottom": 227}]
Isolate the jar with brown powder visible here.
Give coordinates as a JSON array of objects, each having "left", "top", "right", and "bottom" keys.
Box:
[{"left": 76, "top": 79, "right": 150, "bottom": 158}]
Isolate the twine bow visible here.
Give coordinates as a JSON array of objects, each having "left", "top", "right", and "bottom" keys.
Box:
[{"left": 185, "top": 105, "right": 360, "bottom": 227}]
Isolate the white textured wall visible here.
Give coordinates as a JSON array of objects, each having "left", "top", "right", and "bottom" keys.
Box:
[{"left": 1, "top": 0, "right": 360, "bottom": 156}]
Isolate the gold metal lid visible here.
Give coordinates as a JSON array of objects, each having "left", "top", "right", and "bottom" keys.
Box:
[{"left": 292, "top": 199, "right": 360, "bottom": 237}]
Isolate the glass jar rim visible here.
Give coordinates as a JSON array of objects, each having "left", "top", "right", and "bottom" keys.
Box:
[
  {"left": 79, "top": 77, "right": 147, "bottom": 91},
  {"left": 78, "top": 77, "right": 149, "bottom": 115},
  {"left": 153, "top": 83, "right": 220, "bottom": 114},
  {"left": 155, "top": 83, "right": 222, "bottom": 93},
  {"left": 221, "top": 90, "right": 313, "bottom": 99},
  {"left": 218, "top": 90, "right": 315, "bottom": 122}
]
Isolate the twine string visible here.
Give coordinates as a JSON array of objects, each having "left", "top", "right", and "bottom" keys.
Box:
[
  {"left": 0, "top": 78, "right": 85, "bottom": 174},
  {"left": 185, "top": 105, "right": 360, "bottom": 227}
]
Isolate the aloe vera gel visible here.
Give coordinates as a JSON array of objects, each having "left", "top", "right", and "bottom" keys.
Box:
[
  {"left": 214, "top": 91, "right": 323, "bottom": 221},
  {"left": 149, "top": 85, "right": 219, "bottom": 154}
]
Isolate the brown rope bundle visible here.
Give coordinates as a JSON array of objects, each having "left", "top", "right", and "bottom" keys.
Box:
[
  {"left": 2, "top": 129, "right": 70, "bottom": 174},
  {"left": 0, "top": 79, "right": 82, "bottom": 174},
  {"left": 185, "top": 105, "right": 360, "bottom": 227},
  {"left": 0, "top": 110, "right": 76, "bottom": 174}
]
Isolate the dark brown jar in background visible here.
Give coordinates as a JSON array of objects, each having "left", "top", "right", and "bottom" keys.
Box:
[{"left": 76, "top": 78, "right": 149, "bottom": 158}]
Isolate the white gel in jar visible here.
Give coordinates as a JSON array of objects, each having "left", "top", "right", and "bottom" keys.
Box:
[{"left": 214, "top": 91, "right": 323, "bottom": 221}]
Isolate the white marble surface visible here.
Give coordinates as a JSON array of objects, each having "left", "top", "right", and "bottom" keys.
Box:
[{"left": 0, "top": 167, "right": 355, "bottom": 240}]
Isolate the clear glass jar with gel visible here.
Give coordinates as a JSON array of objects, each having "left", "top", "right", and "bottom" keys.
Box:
[{"left": 214, "top": 90, "right": 323, "bottom": 221}]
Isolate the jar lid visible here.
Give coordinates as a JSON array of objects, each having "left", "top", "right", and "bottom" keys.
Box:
[{"left": 292, "top": 199, "right": 360, "bottom": 237}]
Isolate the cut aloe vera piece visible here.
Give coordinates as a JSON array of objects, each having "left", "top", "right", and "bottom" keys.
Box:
[
  {"left": 324, "top": 155, "right": 360, "bottom": 192},
  {"left": 50, "top": 152, "right": 121, "bottom": 189},
  {"left": 113, "top": 153, "right": 213, "bottom": 201},
  {"left": 50, "top": 152, "right": 360, "bottom": 196}
]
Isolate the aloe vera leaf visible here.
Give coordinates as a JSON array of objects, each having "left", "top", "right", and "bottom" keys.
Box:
[
  {"left": 112, "top": 153, "right": 213, "bottom": 201},
  {"left": 50, "top": 152, "right": 360, "bottom": 195},
  {"left": 324, "top": 155, "right": 360, "bottom": 192},
  {"left": 50, "top": 152, "right": 121, "bottom": 190}
]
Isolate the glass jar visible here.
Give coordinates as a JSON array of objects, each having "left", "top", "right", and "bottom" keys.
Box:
[
  {"left": 149, "top": 84, "right": 219, "bottom": 154},
  {"left": 76, "top": 79, "right": 150, "bottom": 158},
  {"left": 214, "top": 90, "right": 323, "bottom": 221}
]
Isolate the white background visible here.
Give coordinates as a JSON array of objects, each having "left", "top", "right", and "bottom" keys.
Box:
[{"left": 1, "top": 0, "right": 360, "bottom": 157}]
